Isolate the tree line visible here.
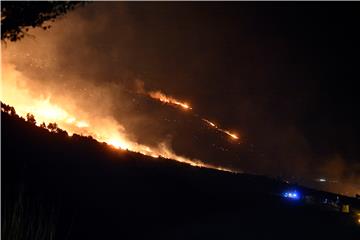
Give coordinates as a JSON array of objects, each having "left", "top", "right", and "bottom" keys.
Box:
[{"left": 1, "top": 102, "right": 68, "bottom": 137}]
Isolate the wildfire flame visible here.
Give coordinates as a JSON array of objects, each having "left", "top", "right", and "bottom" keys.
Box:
[
  {"left": 1, "top": 62, "right": 236, "bottom": 174},
  {"left": 25, "top": 98, "right": 90, "bottom": 131},
  {"left": 203, "top": 119, "right": 239, "bottom": 140},
  {"left": 149, "top": 91, "right": 191, "bottom": 110},
  {"left": 147, "top": 89, "right": 240, "bottom": 141},
  {"left": 224, "top": 131, "right": 239, "bottom": 140}
]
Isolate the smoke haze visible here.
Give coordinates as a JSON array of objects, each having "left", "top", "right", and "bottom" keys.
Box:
[{"left": 1, "top": 2, "right": 359, "bottom": 195}]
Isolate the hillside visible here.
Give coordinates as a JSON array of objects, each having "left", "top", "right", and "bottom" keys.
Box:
[{"left": 2, "top": 110, "right": 359, "bottom": 240}]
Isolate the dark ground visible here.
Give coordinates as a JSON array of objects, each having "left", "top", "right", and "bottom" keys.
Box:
[{"left": 2, "top": 111, "right": 359, "bottom": 240}]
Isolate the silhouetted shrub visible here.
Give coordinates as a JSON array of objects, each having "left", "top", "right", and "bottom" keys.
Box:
[
  {"left": 47, "top": 123, "right": 58, "bottom": 132},
  {"left": 1, "top": 102, "right": 17, "bottom": 116},
  {"left": 26, "top": 113, "right": 36, "bottom": 125},
  {"left": 40, "top": 122, "right": 47, "bottom": 129},
  {"left": 57, "top": 128, "right": 68, "bottom": 137}
]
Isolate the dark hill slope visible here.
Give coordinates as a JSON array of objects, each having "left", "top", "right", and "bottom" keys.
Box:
[{"left": 2, "top": 112, "right": 359, "bottom": 240}]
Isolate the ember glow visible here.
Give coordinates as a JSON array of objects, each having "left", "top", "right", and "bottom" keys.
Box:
[
  {"left": 204, "top": 119, "right": 217, "bottom": 127},
  {"left": 149, "top": 91, "right": 192, "bottom": 110},
  {"left": 203, "top": 118, "right": 240, "bottom": 140},
  {"left": 224, "top": 131, "right": 239, "bottom": 140}
]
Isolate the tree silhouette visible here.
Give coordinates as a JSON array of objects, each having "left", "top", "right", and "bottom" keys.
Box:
[
  {"left": 56, "top": 128, "right": 69, "bottom": 137},
  {"left": 40, "top": 122, "right": 47, "bottom": 129},
  {"left": 1, "top": 1, "right": 84, "bottom": 42},
  {"left": 26, "top": 113, "right": 36, "bottom": 125},
  {"left": 1, "top": 102, "right": 17, "bottom": 116},
  {"left": 47, "top": 122, "right": 58, "bottom": 132}
]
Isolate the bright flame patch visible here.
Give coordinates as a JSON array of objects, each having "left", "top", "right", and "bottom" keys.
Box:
[
  {"left": 149, "top": 91, "right": 192, "bottom": 110},
  {"left": 203, "top": 119, "right": 240, "bottom": 140}
]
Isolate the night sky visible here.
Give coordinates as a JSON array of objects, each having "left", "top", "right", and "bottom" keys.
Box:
[{"left": 3, "top": 2, "right": 359, "bottom": 194}]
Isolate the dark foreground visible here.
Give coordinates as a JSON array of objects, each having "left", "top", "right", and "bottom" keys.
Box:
[{"left": 2, "top": 111, "right": 359, "bottom": 240}]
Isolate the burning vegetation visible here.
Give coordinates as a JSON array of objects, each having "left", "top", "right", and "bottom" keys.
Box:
[
  {"left": 1, "top": 99, "right": 235, "bottom": 174},
  {"left": 148, "top": 91, "right": 192, "bottom": 110},
  {"left": 147, "top": 89, "right": 240, "bottom": 141}
]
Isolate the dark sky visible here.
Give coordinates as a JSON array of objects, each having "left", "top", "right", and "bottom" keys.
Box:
[{"left": 5, "top": 2, "right": 360, "bottom": 194}]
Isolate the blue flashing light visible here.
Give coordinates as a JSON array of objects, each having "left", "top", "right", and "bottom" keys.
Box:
[{"left": 283, "top": 190, "right": 300, "bottom": 200}]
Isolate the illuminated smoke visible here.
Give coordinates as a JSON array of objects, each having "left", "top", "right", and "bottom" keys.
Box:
[{"left": 1, "top": 3, "right": 357, "bottom": 196}]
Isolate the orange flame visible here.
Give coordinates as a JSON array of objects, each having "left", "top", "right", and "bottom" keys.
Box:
[
  {"left": 146, "top": 88, "right": 240, "bottom": 142},
  {"left": 149, "top": 91, "right": 191, "bottom": 110},
  {"left": 203, "top": 119, "right": 239, "bottom": 141},
  {"left": 224, "top": 131, "right": 239, "bottom": 140}
]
